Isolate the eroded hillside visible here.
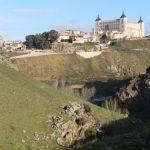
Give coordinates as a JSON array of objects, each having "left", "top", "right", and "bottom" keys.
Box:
[
  {"left": 73, "top": 66, "right": 150, "bottom": 150},
  {"left": 11, "top": 50, "right": 150, "bottom": 81}
]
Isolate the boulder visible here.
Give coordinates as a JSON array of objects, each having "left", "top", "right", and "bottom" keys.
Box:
[{"left": 50, "top": 102, "right": 100, "bottom": 147}]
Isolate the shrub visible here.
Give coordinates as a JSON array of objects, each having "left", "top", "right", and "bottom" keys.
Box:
[
  {"left": 81, "top": 87, "right": 96, "bottom": 101},
  {"left": 83, "top": 104, "right": 91, "bottom": 113},
  {"left": 101, "top": 99, "right": 121, "bottom": 113},
  {"left": 101, "top": 99, "right": 129, "bottom": 114}
]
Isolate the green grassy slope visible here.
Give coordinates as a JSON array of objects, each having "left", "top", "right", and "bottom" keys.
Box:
[{"left": 0, "top": 64, "right": 123, "bottom": 150}]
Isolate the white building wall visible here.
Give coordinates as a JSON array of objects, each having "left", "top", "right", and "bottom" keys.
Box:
[
  {"left": 94, "top": 15, "right": 144, "bottom": 39},
  {"left": 126, "top": 22, "right": 144, "bottom": 38}
]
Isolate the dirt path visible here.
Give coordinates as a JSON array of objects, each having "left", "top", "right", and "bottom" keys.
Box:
[{"left": 10, "top": 51, "right": 106, "bottom": 59}]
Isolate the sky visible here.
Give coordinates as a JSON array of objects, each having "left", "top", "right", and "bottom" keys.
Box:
[{"left": 0, "top": 0, "right": 150, "bottom": 41}]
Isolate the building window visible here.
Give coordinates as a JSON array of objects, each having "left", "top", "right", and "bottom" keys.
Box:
[{"left": 105, "top": 24, "right": 109, "bottom": 30}]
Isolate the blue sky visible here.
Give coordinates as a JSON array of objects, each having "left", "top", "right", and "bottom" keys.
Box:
[{"left": 0, "top": 0, "right": 150, "bottom": 41}]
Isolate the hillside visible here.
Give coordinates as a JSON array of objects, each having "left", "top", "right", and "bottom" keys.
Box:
[
  {"left": 114, "top": 66, "right": 150, "bottom": 118},
  {"left": 74, "top": 67, "right": 150, "bottom": 150},
  {"left": 111, "top": 39, "right": 150, "bottom": 50},
  {"left": 11, "top": 50, "right": 150, "bottom": 81},
  {"left": 0, "top": 64, "right": 123, "bottom": 150}
]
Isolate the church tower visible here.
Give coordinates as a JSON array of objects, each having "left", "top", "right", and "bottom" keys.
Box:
[
  {"left": 94, "top": 14, "right": 101, "bottom": 35},
  {"left": 120, "top": 11, "right": 127, "bottom": 33},
  {"left": 138, "top": 16, "right": 144, "bottom": 37}
]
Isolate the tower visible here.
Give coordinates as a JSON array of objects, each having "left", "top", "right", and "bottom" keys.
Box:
[
  {"left": 94, "top": 14, "right": 101, "bottom": 35},
  {"left": 138, "top": 16, "right": 144, "bottom": 37},
  {"left": 119, "top": 11, "right": 127, "bottom": 33}
]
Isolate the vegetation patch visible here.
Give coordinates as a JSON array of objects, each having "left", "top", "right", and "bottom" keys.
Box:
[
  {"left": 110, "top": 39, "right": 150, "bottom": 50},
  {"left": 0, "top": 63, "right": 123, "bottom": 150},
  {"left": 12, "top": 50, "right": 150, "bottom": 82}
]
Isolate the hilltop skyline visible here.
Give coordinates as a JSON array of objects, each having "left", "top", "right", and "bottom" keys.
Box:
[{"left": 0, "top": 0, "right": 150, "bottom": 41}]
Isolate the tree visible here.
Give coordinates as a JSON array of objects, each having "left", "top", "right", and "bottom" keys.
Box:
[
  {"left": 48, "top": 30, "right": 59, "bottom": 43},
  {"left": 100, "top": 33, "right": 110, "bottom": 43},
  {"left": 25, "top": 30, "right": 59, "bottom": 49},
  {"left": 34, "top": 34, "right": 50, "bottom": 49},
  {"left": 101, "top": 34, "right": 107, "bottom": 41},
  {"left": 25, "top": 35, "right": 35, "bottom": 49}
]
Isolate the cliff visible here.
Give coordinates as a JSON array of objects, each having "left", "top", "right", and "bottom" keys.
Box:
[{"left": 114, "top": 66, "right": 150, "bottom": 118}]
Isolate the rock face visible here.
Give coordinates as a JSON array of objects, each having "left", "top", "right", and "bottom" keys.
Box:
[
  {"left": 116, "top": 78, "right": 139, "bottom": 102},
  {"left": 49, "top": 102, "right": 100, "bottom": 147},
  {"left": 51, "top": 43, "right": 98, "bottom": 53},
  {"left": 106, "top": 63, "right": 135, "bottom": 77},
  {"left": 114, "top": 66, "right": 150, "bottom": 118}
]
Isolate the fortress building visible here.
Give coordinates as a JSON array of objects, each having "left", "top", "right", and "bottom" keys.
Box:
[{"left": 94, "top": 11, "right": 144, "bottom": 39}]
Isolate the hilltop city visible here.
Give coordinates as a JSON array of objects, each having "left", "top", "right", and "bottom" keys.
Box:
[
  {"left": 0, "top": 11, "right": 148, "bottom": 53},
  {"left": 1, "top": 7, "right": 150, "bottom": 150}
]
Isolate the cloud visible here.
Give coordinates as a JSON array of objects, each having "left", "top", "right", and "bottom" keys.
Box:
[
  {"left": 14, "top": 8, "right": 61, "bottom": 14},
  {"left": 0, "top": 17, "right": 29, "bottom": 24},
  {"left": 49, "top": 21, "right": 92, "bottom": 32}
]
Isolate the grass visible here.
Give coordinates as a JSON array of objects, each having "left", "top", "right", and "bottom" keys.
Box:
[
  {"left": 12, "top": 54, "right": 105, "bottom": 81},
  {"left": 0, "top": 64, "right": 123, "bottom": 150},
  {"left": 111, "top": 39, "right": 150, "bottom": 50},
  {"left": 12, "top": 50, "right": 150, "bottom": 82}
]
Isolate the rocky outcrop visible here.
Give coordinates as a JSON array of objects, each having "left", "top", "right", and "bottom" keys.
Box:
[
  {"left": 49, "top": 102, "right": 101, "bottom": 147},
  {"left": 114, "top": 66, "right": 150, "bottom": 118},
  {"left": 116, "top": 78, "right": 139, "bottom": 102},
  {"left": 107, "top": 63, "right": 135, "bottom": 77},
  {"left": 51, "top": 43, "right": 99, "bottom": 53}
]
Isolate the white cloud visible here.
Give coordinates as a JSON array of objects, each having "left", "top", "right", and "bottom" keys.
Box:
[
  {"left": 50, "top": 21, "right": 91, "bottom": 32},
  {"left": 14, "top": 8, "right": 61, "bottom": 14},
  {"left": 0, "top": 17, "right": 29, "bottom": 24}
]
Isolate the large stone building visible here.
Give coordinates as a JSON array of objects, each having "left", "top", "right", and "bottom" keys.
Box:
[{"left": 94, "top": 11, "right": 144, "bottom": 39}]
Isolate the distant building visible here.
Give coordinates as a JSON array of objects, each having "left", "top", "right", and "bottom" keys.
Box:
[
  {"left": 3, "top": 41, "right": 26, "bottom": 52},
  {"left": 58, "top": 30, "right": 82, "bottom": 36},
  {"left": 58, "top": 30, "right": 80, "bottom": 42},
  {"left": 94, "top": 11, "right": 144, "bottom": 39},
  {"left": 58, "top": 29, "right": 92, "bottom": 43}
]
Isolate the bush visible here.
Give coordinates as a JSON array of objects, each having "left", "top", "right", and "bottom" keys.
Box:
[
  {"left": 81, "top": 87, "right": 96, "bottom": 101},
  {"left": 101, "top": 99, "right": 129, "bottom": 114},
  {"left": 83, "top": 104, "right": 91, "bottom": 113},
  {"left": 101, "top": 99, "right": 121, "bottom": 113}
]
